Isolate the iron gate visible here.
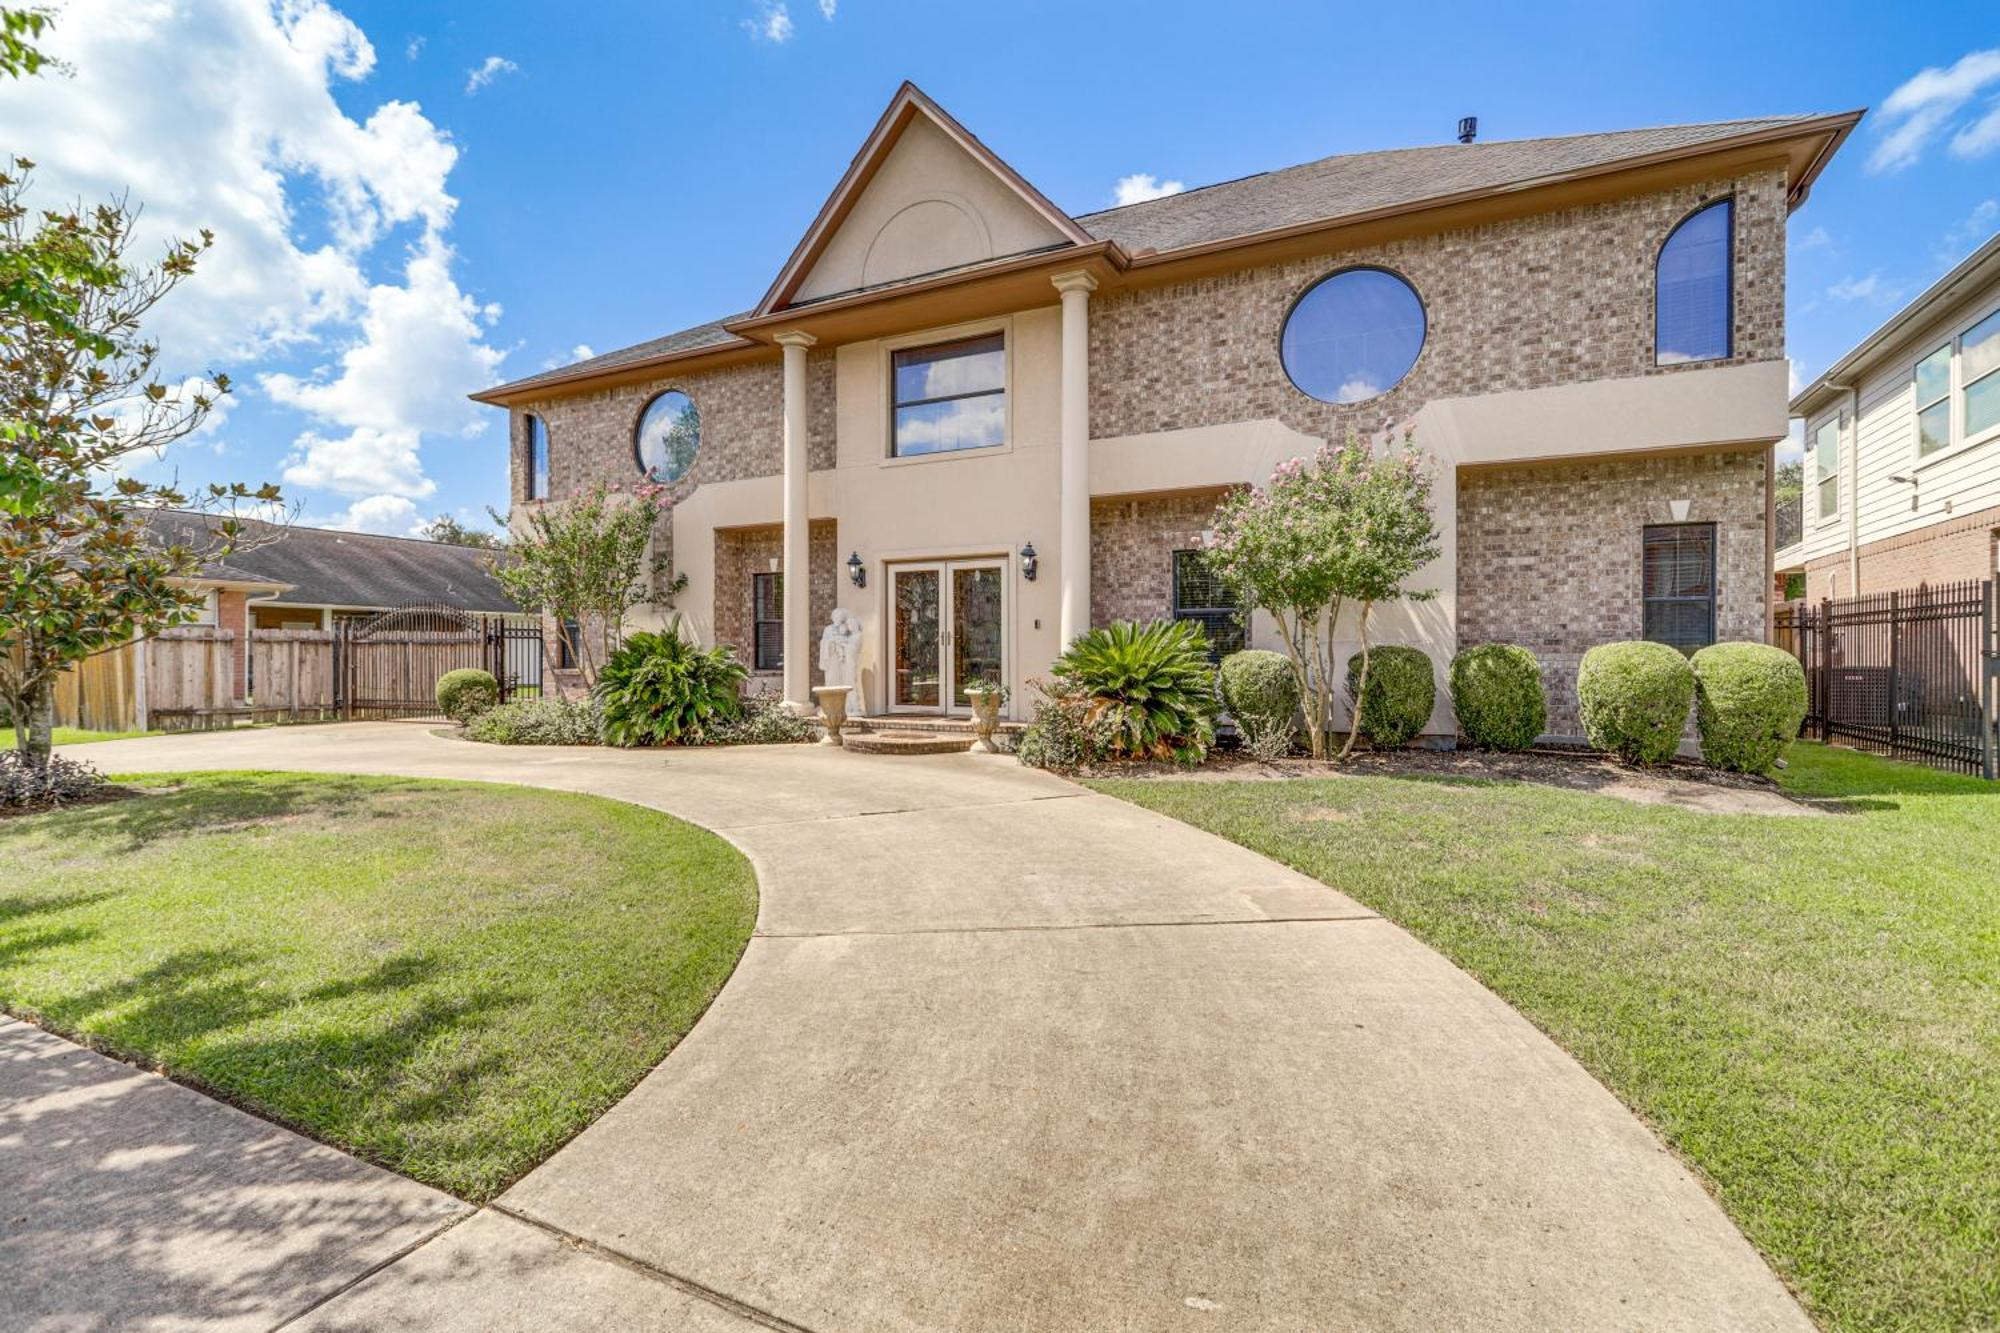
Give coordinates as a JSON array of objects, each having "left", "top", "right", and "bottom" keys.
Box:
[
  {"left": 1774, "top": 579, "right": 1997, "bottom": 777},
  {"left": 334, "top": 604, "right": 543, "bottom": 720}
]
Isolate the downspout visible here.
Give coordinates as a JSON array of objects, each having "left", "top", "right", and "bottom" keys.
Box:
[{"left": 1819, "top": 379, "right": 1858, "bottom": 595}]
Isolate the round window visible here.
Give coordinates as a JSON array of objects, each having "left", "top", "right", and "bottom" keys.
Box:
[
  {"left": 634, "top": 390, "right": 700, "bottom": 483},
  {"left": 1280, "top": 267, "right": 1427, "bottom": 404}
]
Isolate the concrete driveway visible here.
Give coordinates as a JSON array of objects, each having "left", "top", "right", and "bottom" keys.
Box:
[{"left": 25, "top": 723, "right": 1808, "bottom": 1331}]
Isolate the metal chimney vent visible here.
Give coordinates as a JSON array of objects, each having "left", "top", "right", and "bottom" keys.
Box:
[{"left": 1457, "top": 116, "right": 1478, "bottom": 144}]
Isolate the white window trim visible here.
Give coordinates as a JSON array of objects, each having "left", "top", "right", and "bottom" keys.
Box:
[
  {"left": 1811, "top": 411, "right": 1841, "bottom": 529},
  {"left": 1911, "top": 293, "right": 2000, "bottom": 473},
  {"left": 878, "top": 316, "right": 1015, "bottom": 468}
]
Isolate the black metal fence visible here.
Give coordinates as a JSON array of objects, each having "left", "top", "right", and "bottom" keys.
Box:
[
  {"left": 1774, "top": 579, "right": 1997, "bottom": 777},
  {"left": 334, "top": 604, "right": 543, "bottom": 720}
]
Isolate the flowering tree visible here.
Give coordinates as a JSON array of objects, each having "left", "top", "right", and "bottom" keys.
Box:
[
  {"left": 1202, "top": 430, "right": 1440, "bottom": 759},
  {"left": 490, "top": 482, "right": 677, "bottom": 686},
  {"left": 2, "top": 155, "right": 283, "bottom": 763}
]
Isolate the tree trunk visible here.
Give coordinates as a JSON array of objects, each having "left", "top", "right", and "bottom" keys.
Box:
[
  {"left": 15, "top": 682, "right": 55, "bottom": 766},
  {"left": 1337, "top": 604, "right": 1373, "bottom": 761}
]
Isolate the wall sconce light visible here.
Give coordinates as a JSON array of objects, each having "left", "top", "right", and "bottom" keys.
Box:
[
  {"left": 1888, "top": 474, "right": 1918, "bottom": 512},
  {"left": 1019, "top": 542, "right": 1038, "bottom": 582},
  {"left": 846, "top": 550, "right": 866, "bottom": 588}
]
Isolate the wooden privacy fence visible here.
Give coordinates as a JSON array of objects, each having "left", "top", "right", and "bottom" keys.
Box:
[
  {"left": 1774, "top": 579, "right": 1998, "bottom": 778},
  {"left": 250, "top": 631, "right": 340, "bottom": 721},
  {"left": 48, "top": 627, "right": 236, "bottom": 732}
]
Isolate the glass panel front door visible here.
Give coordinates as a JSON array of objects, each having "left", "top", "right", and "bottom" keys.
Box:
[
  {"left": 890, "top": 559, "right": 1005, "bottom": 713},
  {"left": 892, "top": 566, "right": 942, "bottom": 709}
]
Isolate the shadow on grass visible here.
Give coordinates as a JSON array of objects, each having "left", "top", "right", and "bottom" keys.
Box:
[{"left": 0, "top": 773, "right": 403, "bottom": 857}]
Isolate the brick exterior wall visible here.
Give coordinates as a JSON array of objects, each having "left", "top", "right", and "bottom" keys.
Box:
[
  {"left": 1090, "top": 490, "right": 1233, "bottom": 626},
  {"left": 1801, "top": 503, "right": 2000, "bottom": 601},
  {"left": 215, "top": 589, "right": 249, "bottom": 701},
  {"left": 712, "top": 521, "right": 838, "bottom": 690},
  {"left": 1088, "top": 170, "right": 1787, "bottom": 442},
  {"left": 1457, "top": 447, "right": 1769, "bottom": 737}
]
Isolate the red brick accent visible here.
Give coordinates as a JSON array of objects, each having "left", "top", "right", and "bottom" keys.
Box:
[
  {"left": 215, "top": 589, "right": 250, "bottom": 702},
  {"left": 1802, "top": 504, "right": 2000, "bottom": 600},
  {"left": 1090, "top": 490, "right": 1233, "bottom": 627},
  {"left": 712, "top": 521, "right": 837, "bottom": 689}
]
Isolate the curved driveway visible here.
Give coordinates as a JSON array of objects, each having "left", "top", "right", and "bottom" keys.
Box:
[{"left": 85, "top": 724, "right": 1806, "bottom": 1331}]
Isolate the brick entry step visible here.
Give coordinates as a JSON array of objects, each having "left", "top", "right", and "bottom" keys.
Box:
[{"left": 842, "top": 730, "right": 976, "bottom": 755}]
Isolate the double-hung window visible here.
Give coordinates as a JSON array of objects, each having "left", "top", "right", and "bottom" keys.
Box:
[
  {"left": 1963, "top": 308, "right": 2000, "bottom": 442},
  {"left": 1171, "top": 549, "right": 1244, "bottom": 661},
  {"left": 1814, "top": 417, "right": 1840, "bottom": 523},
  {"left": 890, "top": 333, "right": 1005, "bottom": 457},
  {"left": 525, "top": 414, "right": 550, "bottom": 500},
  {"left": 1641, "top": 523, "right": 1717, "bottom": 655},
  {"left": 1916, "top": 344, "right": 1952, "bottom": 458},
  {"left": 753, "top": 572, "right": 783, "bottom": 671}
]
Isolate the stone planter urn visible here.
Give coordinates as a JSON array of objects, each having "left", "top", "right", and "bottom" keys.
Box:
[
  {"left": 964, "top": 687, "right": 1004, "bottom": 753},
  {"left": 811, "top": 684, "right": 853, "bottom": 746}
]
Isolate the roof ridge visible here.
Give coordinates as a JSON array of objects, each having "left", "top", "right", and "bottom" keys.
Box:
[
  {"left": 1072, "top": 113, "right": 1825, "bottom": 223},
  {"left": 159, "top": 509, "right": 499, "bottom": 552}
]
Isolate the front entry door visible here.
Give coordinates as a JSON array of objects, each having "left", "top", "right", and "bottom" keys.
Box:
[{"left": 890, "top": 559, "right": 1005, "bottom": 713}]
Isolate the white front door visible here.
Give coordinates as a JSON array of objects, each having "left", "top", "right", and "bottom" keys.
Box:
[{"left": 889, "top": 559, "right": 1006, "bottom": 714}]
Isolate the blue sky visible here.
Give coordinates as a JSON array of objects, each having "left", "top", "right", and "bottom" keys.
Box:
[{"left": 5, "top": 1, "right": 1999, "bottom": 532}]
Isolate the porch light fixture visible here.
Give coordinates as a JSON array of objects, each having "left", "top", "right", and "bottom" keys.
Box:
[
  {"left": 847, "top": 551, "right": 866, "bottom": 588},
  {"left": 1019, "top": 542, "right": 1038, "bottom": 582}
]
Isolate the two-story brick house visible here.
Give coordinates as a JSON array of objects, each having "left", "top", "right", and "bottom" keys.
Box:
[{"left": 472, "top": 85, "right": 1857, "bottom": 737}]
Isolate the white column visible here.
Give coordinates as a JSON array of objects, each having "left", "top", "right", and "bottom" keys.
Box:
[
  {"left": 776, "top": 330, "right": 817, "bottom": 708},
  {"left": 1053, "top": 270, "right": 1097, "bottom": 647}
]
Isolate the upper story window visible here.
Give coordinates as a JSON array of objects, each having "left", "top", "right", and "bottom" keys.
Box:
[
  {"left": 891, "top": 333, "right": 1006, "bottom": 457},
  {"left": 1280, "top": 266, "right": 1426, "bottom": 404},
  {"left": 525, "top": 414, "right": 549, "bottom": 500},
  {"left": 1641, "top": 522, "right": 1717, "bottom": 655},
  {"left": 1655, "top": 199, "right": 1733, "bottom": 365},
  {"left": 1961, "top": 308, "right": 1999, "bottom": 441},
  {"left": 1915, "top": 344, "right": 1952, "bottom": 458},
  {"left": 636, "top": 390, "right": 701, "bottom": 483},
  {"left": 1813, "top": 416, "right": 1839, "bottom": 522}
]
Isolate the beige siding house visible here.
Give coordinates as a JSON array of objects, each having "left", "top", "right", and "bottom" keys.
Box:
[
  {"left": 474, "top": 85, "right": 1857, "bottom": 739},
  {"left": 1780, "top": 233, "right": 2000, "bottom": 600}
]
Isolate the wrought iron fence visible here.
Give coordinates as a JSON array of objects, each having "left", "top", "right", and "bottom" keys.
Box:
[
  {"left": 1774, "top": 579, "right": 1997, "bottom": 777},
  {"left": 334, "top": 604, "right": 543, "bottom": 720}
]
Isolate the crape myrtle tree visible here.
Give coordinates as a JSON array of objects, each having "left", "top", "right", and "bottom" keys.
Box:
[
  {"left": 489, "top": 482, "right": 678, "bottom": 687},
  {"left": 1201, "top": 429, "right": 1440, "bottom": 760},
  {"left": 1, "top": 154, "right": 284, "bottom": 763}
]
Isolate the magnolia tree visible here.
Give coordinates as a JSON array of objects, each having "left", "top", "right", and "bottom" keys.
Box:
[
  {"left": 1, "top": 156, "right": 283, "bottom": 763},
  {"left": 490, "top": 482, "right": 677, "bottom": 685},
  {"left": 1202, "top": 430, "right": 1440, "bottom": 759}
]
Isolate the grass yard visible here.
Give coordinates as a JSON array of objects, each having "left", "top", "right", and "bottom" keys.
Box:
[
  {"left": 1092, "top": 744, "right": 1998, "bottom": 1332},
  {"left": 50, "top": 727, "right": 162, "bottom": 745},
  {"left": 0, "top": 771, "right": 756, "bottom": 1201}
]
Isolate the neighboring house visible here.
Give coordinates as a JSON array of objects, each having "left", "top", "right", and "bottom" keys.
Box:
[
  {"left": 144, "top": 511, "right": 523, "bottom": 701},
  {"left": 472, "top": 84, "right": 1857, "bottom": 738},
  {"left": 1778, "top": 232, "right": 2000, "bottom": 601}
]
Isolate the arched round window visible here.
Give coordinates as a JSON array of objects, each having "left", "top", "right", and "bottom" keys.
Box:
[
  {"left": 634, "top": 390, "right": 700, "bottom": 483},
  {"left": 1280, "top": 266, "right": 1427, "bottom": 404}
]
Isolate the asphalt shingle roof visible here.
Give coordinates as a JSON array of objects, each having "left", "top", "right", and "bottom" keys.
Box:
[
  {"left": 144, "top": 511, "right": 520, "bottom": 614},
  {"left": 487, "top": 116, "right": 1822, "bottom": 397}
]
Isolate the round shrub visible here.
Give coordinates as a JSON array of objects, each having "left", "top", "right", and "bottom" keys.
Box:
[
  {"left": 1577, "top": 640, "right": 1695, "bottom": 765},
  {"left": 1691, "top": 642, "right": 1807, "bottom": 775},
  {"left": 1449, "top": 644, "right": 1546, "bottom": 752},
  {"left": 435, "top": 668, "right": 499, "bottom": 723},
  {"left": 1344, "top": 645, "right": 1434, "bottom": 749},
  {"left": 464, "top": 697, "right": 602, "bottom": 746},
  {"left": 1219, "top": 649, "right": 1300, "bottom": 759}
]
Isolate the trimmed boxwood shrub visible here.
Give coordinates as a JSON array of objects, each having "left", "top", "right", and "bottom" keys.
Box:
[
  {"left": 1344, "top": 645, "right": 1434, "bottom": 749},
  {"left": 1218, "top": 649, "right": 1299, "bottom": 759},
  {"left": 1691, "top": 641, "right": 1808, "bottom": 774},
  {"left": 1577, "top": 640, "right": 1695, "bottom": 765},
  {"left": 1449, "top": 644, "right": 1545, "bottom": 752},
  {"left": 435, "top": 668, "right": 500, "bottom": 723}
]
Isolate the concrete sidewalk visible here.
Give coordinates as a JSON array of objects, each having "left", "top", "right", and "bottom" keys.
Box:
[{"left": 30, "top": 723, "right": 1811, "bottom": 1331}]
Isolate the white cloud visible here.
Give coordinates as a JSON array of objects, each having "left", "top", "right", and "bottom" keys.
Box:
[
  {"left": 1869, "top": 48, "right": 2000, "bottom": 172},
  {"left": 464, "top": 54, "right": 517, "bottom": 94},
  {"left": 1827, "top": 272, "right": 1898, "bottom": 305},
  {"left": 404, "top": 35, "right": 423, "bottom": 59},
  {"left": 1941, "top": 198, "right": 1998, "bottom": 262},
  {"left": 1334, "top": 376, "right": 1382, "bottom": 404},
  {"left": 541, "top": 343, "right": 596, "bottom": 370},
  {"left": 315, "top": 493, "right": 424, "bottom": 535},
  {"left": 744, "top": 2, "right": 794, "bottom": 42},
  {"left": 1113, "top": 172, "right": 1185, "bottom": 207},
  {"left": 818, "top": 0, "right": 836, "bottom": 17},
  {"left": 1791, "top": 224, "right": 1832, "bottom": 253},
  {"left": 1777, "top": 417, "right": 1805, "bottom": 465},
  {"left": 0, "top": 0, "right": 508, "bottom": 512}
]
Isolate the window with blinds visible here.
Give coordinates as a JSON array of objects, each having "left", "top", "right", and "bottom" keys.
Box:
[
  {"left": 753, "top": 573, "right": 782, "bottom": 671},
  {"left": 1641, "top": 523, "right": 1717, "bottom": 654},
  {"left": 1171, "top": 549, "right": 1244, "bottom": 660}
]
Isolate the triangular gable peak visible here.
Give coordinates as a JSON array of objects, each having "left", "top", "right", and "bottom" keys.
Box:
[{"left": 755, "top": 83, "right": 1091, "bottom": 315}]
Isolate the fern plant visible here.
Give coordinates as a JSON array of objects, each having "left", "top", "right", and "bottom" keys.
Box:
[
  {"left": 594, "top": 628, "right": 746, "bottom": 747},
  {"left": 1053, "top": 619, "right": 1219, "bottom": 765}
]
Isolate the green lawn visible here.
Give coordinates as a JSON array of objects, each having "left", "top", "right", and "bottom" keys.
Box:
[
  {"left": 1091, "top": 744, "right": 1998, "bottom": 1332},
  {"left": 51, "top": 726, "right": 161, "bottom": 745},
  {"left": 0, "top": 771, "right": 757, "bottom": 1200}
]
